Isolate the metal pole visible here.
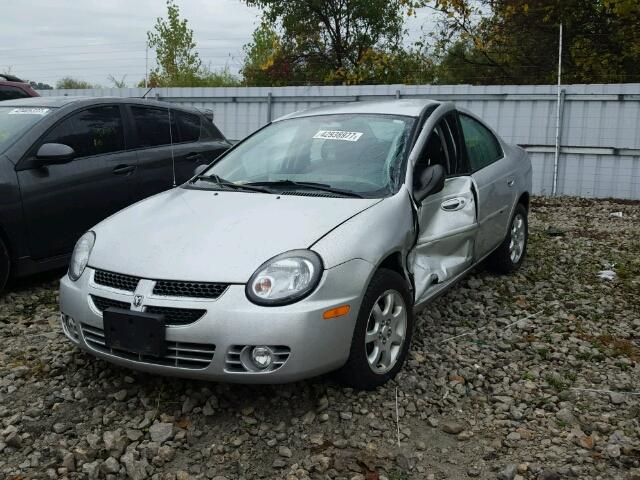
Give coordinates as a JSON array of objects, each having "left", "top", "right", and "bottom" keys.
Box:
[
  {"left": 552, "top": 22, "right": 563, "bottom": 196},
  {"left": 266, "top": 92, "right": 273, "bottom": 123},
  {"left": 145, "top": 45, "right": 149, "bottom": 88}
]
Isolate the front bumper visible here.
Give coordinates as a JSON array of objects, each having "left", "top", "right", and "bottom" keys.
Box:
[{"left": 59, "top": 259, "right": 373, "bottom": 383}]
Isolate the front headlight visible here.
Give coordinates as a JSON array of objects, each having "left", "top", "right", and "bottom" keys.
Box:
[
  {"left": 246, "top": 250, "right": 323, "bottom": 306},
  {"left": 68, "top": 231, "right": 95, "bottom": 281}
]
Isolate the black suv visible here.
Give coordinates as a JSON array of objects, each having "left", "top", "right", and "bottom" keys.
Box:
[{"left": 0, "top": 96, "right": 231, "bottom": 290}]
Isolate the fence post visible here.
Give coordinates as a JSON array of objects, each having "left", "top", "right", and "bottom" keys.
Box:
[
  {"left": 552, "top": 88, "right": 566, "bottom": 195},
  {"left": 266, "top": 92, "right": 273, "bottom": 123}
]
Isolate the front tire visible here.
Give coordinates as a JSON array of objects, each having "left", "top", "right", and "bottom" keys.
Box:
[
  {"left": 486, "top": 203, "right": 528, "bottom": 274},
  {"left": 0, "top": 238, "right": 9, "bottom": 293},
  {"left": 337, "top": 269, "right": 413, "bottom": 390}
]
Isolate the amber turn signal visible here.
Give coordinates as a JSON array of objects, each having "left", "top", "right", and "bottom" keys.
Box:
[{"left": 322, "top": 304, "right": 351, "bottom": 320}]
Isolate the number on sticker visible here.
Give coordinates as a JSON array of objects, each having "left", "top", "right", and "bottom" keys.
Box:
[{"left": 313, "top": 130, "right": 363, "bottom": 142}]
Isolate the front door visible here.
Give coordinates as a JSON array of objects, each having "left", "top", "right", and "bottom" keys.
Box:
[
  {"left": 17, "top": 105, "right": 137, "bottom": 259},
  {"left": 408, "top": 111, "right": 478, "bottom": 305}
]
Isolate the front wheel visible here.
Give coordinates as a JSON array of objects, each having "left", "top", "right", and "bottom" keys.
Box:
[
  {"left": 486, "top": 203, "right": 528, "bottom": 274},
  {"left": 336, "top": 269, "right": 413, "bottom": 390}
]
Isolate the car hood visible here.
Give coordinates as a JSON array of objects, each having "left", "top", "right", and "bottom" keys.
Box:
[{"left": 89, "top": 187, "right": 381, "bottom": 283}]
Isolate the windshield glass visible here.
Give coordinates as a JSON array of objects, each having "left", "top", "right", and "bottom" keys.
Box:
[
  {"left": 201, "top": 114, "right": 415, "bottom": 197},
  {"left": 0, "top": 106, "right": 55, "bottom": 154}
]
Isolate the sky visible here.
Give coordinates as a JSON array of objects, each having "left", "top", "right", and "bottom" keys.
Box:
[{"left": 0, "top": 0, "right": 433, "bottom": 88}]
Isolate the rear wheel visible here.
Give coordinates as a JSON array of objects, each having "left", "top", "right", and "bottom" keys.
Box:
[
  {"left": 336, "top": 269, "right": 413, "bottom": 390},
  {"left": 486, "top": 203, "right": 528, "bottom": 274},
  {"left": 0, "top": 238, "right": 9, "bottom": 293}
]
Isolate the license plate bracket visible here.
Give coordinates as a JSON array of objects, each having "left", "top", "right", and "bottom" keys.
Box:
[{"left": 103, "top": 308, "right": 166, "bottom": 357}]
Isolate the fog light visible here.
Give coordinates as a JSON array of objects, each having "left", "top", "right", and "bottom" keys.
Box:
[
  {"left": 251, "top": 346, "right": 274, "bottom": 370},
  {"left": 61, "top": 314, "right": 79, "bottom": 341}
]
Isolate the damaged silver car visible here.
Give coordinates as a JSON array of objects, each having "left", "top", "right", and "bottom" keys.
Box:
[{"left": 59, "top": 100, "right": 532, "bottom": 389}]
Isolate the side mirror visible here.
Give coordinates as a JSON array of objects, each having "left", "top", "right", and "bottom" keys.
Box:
[
  {"left": 35, "top": 143, "right": 75, "bottom": 165},
  {"left": 193, "top": 164, "right": 208, "bottom": 177},
  {"left": 413, "top": 164, "right": 446, "bottom": 203}
]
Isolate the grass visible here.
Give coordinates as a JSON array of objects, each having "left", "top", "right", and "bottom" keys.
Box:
[{"left": 545, "top": 374, "right": 568, "bottom": 391}]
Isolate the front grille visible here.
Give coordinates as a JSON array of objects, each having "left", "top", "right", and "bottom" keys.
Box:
[
  {"left": 81, "top": 323, "right": 215, "bottom": 369},
  {"left": 225, "top": 345, "right": 291, "bottom": 373},
  {"left": 153, "top": 280, "right": 228, "bottom": 299},
  {"left": 94, "top": 270, "right": 140, "bottom": 292},
  {"left": 91, "top": 295, "right": 205, "bottom": 327},
  {"left": 145, "top": 306, "right": 206, "bottom": 326},
  {"left": 91, "top": 295, "right": 130, "bottom": 312}
]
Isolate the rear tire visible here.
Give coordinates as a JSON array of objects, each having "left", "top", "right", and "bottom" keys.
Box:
[
  {"left": 486, "top": 203, "right": 528, "bottom": 274},
  {"left": 0, "top": 238, "right": 9, "bottom": 293},
  {"left": 336, "top": 269, "right": 413, "bottom": 390}
]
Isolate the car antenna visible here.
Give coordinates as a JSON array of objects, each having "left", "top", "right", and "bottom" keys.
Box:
[{"left": 168, "top": 106, "right": 176, "bottom": 187}]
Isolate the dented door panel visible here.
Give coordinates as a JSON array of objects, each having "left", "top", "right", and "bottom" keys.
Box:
[{"left": 409, "top": 176, "right": 477, "bottom": 304}]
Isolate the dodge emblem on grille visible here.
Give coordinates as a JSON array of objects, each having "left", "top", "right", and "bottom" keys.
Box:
[{"left": 133, "top": 294, "right": 144, "bottom": 308}]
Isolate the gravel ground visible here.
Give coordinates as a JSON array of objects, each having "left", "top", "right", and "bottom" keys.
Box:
[{"left": 1, "top": 196, "right": 639, "bottom": 480}]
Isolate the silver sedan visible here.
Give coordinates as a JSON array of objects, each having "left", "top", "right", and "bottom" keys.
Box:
[{"left": 59, "top": 100, "right": 532, "bottom": 389}]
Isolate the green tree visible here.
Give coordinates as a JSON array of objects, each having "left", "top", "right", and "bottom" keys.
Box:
[
  {"left": 424, "top": 0, "right": 640, "bottom": 84},
  {"left": 55, "top": 77, "right": 96, "bottom": 89},
  {"left": 241, "top": 0, "right": 429, "bottom": 85},
  {"left": 146, "top": 0, "right": 240, "bottom": 87}
]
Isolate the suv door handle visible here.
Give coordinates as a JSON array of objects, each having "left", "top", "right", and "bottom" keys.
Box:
[
  {"left": 506, "top": 177, "right": 515, "bottom": 187},
  {"left": 185, "top": 152, "right": 203, "bottom": 162},
  {"left": 441, "top": 197, "right": 466, "bottom": 211},
  {"left": 113, "top": 164, "right": 136, "bottom": 175}
]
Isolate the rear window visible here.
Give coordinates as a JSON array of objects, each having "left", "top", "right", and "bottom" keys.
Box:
[
  {"left": 0, "top": 106, "right": 55, "bottom": 154},
  {"left": 0, "top": 86, "right": 30, "bottom": 101},
  {"left": 175, "top": 110, "right": 201, "bottom": 143},
  {"left": 131, "top": 106, "right": 176, "bottom": 148}
]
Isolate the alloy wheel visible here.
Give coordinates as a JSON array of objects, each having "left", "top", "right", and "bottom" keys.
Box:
[
  {"left": 364, "top": 289, "right": 407, "bottom": 374},
  {"left": 509, "top": 213, "right": 526, "bottom": 263}
]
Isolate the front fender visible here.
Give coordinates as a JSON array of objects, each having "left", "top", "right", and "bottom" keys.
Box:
[{"left": 311, "top": 188, "right": 415, "bottom": 269}]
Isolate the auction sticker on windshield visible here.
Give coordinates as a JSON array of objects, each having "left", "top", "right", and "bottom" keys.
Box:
[
  {"left": 313, "top": 130, "right": 363, "bottom": 142},
  {"left": 8, "top": 108, "right": 51, "bottom": 116}
]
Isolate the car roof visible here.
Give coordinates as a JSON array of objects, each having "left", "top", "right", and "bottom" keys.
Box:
[
  {"left": 276, "top": 99, "right": 442, "bottom": 121},
  {"left": 0, "top": 95, "right": 202, "bottom": 114}
]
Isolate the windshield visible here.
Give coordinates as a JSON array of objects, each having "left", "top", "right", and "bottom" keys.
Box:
[
  {"left": 200, "top": 114, "right": 415, "bottom": 197},
  {"left": 0, "top": 106, "right": 55, "bottom": 154}
]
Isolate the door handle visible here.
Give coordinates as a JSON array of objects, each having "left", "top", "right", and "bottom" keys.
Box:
[
  {"left": 506, "top": 177, "right": 515, "bottom": 187},
  {"left": 185, "top": 152, "right": 203, "bottom": 162},
  {"left": 113, "top": 164, "right": 136, "bottom": 175},
  {"left": 441, "top": 197, "right": 466, "bottom": 211}
]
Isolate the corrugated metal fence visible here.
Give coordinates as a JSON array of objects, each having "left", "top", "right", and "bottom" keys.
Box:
[{"left": 38, "top": 83, "right": 640, "bottom": 199}]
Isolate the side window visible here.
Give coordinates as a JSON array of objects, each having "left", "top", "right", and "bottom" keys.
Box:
[
  {"left": 201, "top": 120, "right": 224, "bottom": 141},
  {"left": 0, "top": 86, "right": 29, "bottom": 101},
  {"left": 41, "top": 105, "right": 124, "bottom": 157},
  {"left": 413, "top": 122, "right": 452, "bottom": 188},
  {"left": 131, "top": 106, "right": 176, "bottom": 148},
  {"left": 459, "top": 114, "right": 502, "bottom": 171},
  {"left": 175, "top": 110, "right": 201, "bottom": 143}
]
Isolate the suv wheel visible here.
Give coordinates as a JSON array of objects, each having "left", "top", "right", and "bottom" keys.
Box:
[
  {"left": 337, "top": 269, "right": 413, "bottom": 390},
  {"left": 487, "top": 203, "right": 528, "bottom": 274}
]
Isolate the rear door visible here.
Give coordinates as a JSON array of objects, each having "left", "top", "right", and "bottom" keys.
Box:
[
  {"left": 409, "top": 110, "right": 478, "bottom": 305},
  {"left": 129, "top": 106, "right": 228, "bottom": 200},
  {"left": 17, "top": 104, "right": 137, "bottom": 259},
  {"left": 460, "top": 113, "right": 515, "bottom": 258}
]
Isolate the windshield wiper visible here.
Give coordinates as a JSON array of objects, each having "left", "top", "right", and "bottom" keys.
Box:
[
  {"left": 246, "top": 180, "right": 364, "bottom": 198},
  {"left": 191, "top": 174, "right": 270, "bottom": 193}
]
